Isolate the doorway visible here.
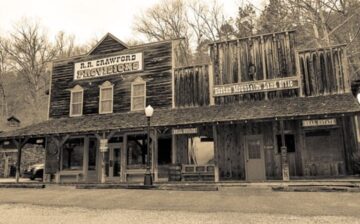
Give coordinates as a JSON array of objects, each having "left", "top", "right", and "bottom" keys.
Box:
[
  {"left": 244, "top": 135, "right": 266, "bottom": 181},
  {"left": 104, "top": 143, "right": 121, "bottom": 181}
]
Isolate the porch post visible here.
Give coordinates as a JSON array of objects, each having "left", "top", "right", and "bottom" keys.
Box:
[
  {"left": 280, "top": 120, "right": 290, "bottom": 181},
  {"left": 13, "top": 137, "right": 29, "bottom": 183},
  {"left": 213, "top": 124, "right": 219, "bottom": 182},
  {"left": 51, "top": 135, "right": 70, "bottom": 183}
]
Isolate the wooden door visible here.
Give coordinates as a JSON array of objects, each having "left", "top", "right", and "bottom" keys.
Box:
[
  {"left": 245, "top": 135, "right": 266, "bottom": 181},
  {"left": 105, "top": 143, "right": 121, "bottom": 181}
]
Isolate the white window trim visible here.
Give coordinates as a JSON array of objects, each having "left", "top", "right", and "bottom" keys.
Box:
[
  {"left": 70, "top": 85, "right": 84, "bottom": 117},
  {"left": 99, "top": 81, "right": 114, "bottom": 114},
  {"left": 131, "top": 77, "right": 146, "bottom": 111}
]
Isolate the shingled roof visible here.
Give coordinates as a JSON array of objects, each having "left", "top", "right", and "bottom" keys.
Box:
[{"left": 1, "top": 94, "right": 359, "bottom": 139}]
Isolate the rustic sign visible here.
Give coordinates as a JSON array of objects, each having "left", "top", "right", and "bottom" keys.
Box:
[
  {"left": 74, "top": 52, "right": 143, "bottom": 80},
  {"left": 302, "top": 118, "right": 337, "bottom": 127},
  {"left": 213, "top": 77, "right": 299, "bottom": 97},
  {"left": 172, "top": 128, "right": 198, "bottom": 135},
  {"left": 99, "top": 139, "right": 108, "bottom": 152}
]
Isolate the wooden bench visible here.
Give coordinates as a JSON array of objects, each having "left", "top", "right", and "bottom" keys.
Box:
[
  {"left": 56, "top": 170, "right": 83, "bottom": 183},
  {"left": 181, "top": 165, "right": 217, "bottom": 182}
]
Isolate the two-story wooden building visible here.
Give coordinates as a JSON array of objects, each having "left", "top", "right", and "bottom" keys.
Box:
[{"left": 1, "top": 31, "right": 360, "bottom": 183}]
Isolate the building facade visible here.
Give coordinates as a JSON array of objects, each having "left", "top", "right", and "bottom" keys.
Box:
[{"left": 1, "top": 31, "right": 360, "bottom": 183}]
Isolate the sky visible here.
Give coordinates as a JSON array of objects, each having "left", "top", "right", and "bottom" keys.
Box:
[{"left": 0, "top": 0, "right": 265, "bottom": 45}]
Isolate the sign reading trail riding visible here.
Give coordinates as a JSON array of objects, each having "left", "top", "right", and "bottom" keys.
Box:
[
  {"left": 213, "top": 77, "right": 299, "bottom": 97},
  {"left": 74, "top": 52, "right": 143, "bottom": 80},
  {"left": 172, "top": 128, "right": 198, "bottom": 135}
]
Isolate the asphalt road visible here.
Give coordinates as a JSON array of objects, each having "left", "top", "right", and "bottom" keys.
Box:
[{"left": 0, "top": 186, "right": 359, "bottom": 223}]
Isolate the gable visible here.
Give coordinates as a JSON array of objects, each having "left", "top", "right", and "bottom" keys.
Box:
[{"left": 88, "top": 33, "right": 128, "bottom": 55}]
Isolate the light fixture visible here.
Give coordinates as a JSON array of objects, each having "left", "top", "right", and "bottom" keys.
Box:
[
  {"left": 145, "top": 105, "right": 154, "bottom": 117},
  {"left": 357, "top": 91, "right": 360, "bottom": 104}
]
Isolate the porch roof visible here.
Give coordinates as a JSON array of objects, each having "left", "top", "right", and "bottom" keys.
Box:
[{"left": 1, "top": 94, "right": 359, "bottom": 139}]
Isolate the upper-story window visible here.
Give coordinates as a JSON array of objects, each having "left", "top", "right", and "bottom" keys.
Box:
[
  {"left": 99, "top": 81, "right": 114, "bottom": 114},
  {"left": 70, "top": 85, "right": 84, "bottom": 117},
  {"left": 131, "top": 77, "right": 146, "bottom": 111}
]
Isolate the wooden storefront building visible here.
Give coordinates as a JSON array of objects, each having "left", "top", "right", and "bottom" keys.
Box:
[{"left": 1, "top": 31, "right": 360, "bottom": 183}]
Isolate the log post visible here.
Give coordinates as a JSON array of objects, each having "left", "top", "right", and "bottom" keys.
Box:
[
  {"left": 280, "top": 120, "right": 290, "bottom": 181},
  {"left": 13, "top": 137, "right": 29, "bottom": 183},
  {"left": 51, "top": 135, "right": 70, "bottom": 183}
]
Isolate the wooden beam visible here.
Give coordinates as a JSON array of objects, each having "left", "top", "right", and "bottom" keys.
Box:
[
  {"left": 279, "top": 120, "right": 290, "bottom": 181},
  {"left": 13, "top": 137, "right": 29, "bottom": 183}
]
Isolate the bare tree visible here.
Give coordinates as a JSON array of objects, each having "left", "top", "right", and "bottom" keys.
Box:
[
  {"left": 0, "top": 38, "right": 9, "bottom": 117},
  {"left": 0, "top": 19, "right": 58, "bottom": 122}
]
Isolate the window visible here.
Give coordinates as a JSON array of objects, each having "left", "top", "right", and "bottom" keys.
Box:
[
  {"left": 70, "top": 85, "right": 83, "bottom": 117},
  {"left": 62, "top": 138, "right": 84, "bottom": 170},
  {"left": 99, "top": 81, "right": 113, "bottom": 114},
  {"left": 131, "top": 77, "right": 146, "bottom": 111},
  {"left": 276, "top": 134, "right": 296, "bottom": 153}
]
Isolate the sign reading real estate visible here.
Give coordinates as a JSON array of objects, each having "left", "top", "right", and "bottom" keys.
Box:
[
  {"left": 74, "top": 52, "right": 143, "bottom": 80},
  {"left": 213, "top": 77, "right": 299, "bottom": 97},
  {"left": 302, "top": 118, "right": 337, "bottom": 127},
  {"left": 172, "top": 128, "right": 198, "bottom": 135}
]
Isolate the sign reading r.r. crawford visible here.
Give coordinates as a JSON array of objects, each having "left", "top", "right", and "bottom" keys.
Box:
[
  {"left": 214, "top": 77, "right": 299, "bottom": 96},
  {"left": 74, "top": 52, "right": 143, "bottom": 80}
]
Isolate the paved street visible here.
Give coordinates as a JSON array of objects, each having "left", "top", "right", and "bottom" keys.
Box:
[{"left": 0, "top": 186, "right": 359, "bottom": 223}]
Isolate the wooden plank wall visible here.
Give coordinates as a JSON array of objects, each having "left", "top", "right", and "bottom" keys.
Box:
[
  {"left": 210, "top": 31, "right": 298, "bottom": 104},
  {"left": 90, "top": 35, "right": 128, "bottom": 55},
  {"left": 215, "top": 121, "right": 304, "bottom": 180},
  {"left": 298, "top": 45, "right": 350, "bottom": 96},
  {"left": 50, "top": 42, "right": 173, "bottom": 118},
  {"left": 174, "top": 65, "right": 210, "bottom": 108}
]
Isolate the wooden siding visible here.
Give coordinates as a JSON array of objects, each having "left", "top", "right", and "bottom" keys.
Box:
[
  {"left": 90, "top": 35, "right": 127, "bottom": 55},
  {"left": 298, "top": 45, "right": 350, "bottom": 96},
  {"left": 210, "top": 31, "right": 298, "bottom": 104},
  {"left": 50, "top": 42, "right": 172, "bottom": 118},
  {"left": 174, "top": 65, "right": 210, "bottom": 108}
]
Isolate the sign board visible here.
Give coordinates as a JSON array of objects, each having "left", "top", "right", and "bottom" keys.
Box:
[
  {"left": 172, "top": 128, "right": 198, "bottom": 135},
  {"left": 214, "top": 77, "right": 299, "bottom": 97},
  {"left": 74, "top": 52, "right": 143, "bottom": 80},
  {"left": 99, "top": 139, "right": 108, "bottom": 152},
  {"left": 302, "top": 118, "right": 337, "bottom": 127}
]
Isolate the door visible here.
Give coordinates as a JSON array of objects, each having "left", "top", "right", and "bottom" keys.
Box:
[
  {"left": 104, "top": 143, "right": 121, "bottom": 181},
  {"left": 245, "top": 135, "right": 266, "bottom": 181}
]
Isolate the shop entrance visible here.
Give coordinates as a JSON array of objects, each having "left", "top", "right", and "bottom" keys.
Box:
[
  {"left": 104, "top": 143, "right": 121, "bottom": 181},
  {"left": 244, "top": 135, "right": 266, "bottom": 181}
]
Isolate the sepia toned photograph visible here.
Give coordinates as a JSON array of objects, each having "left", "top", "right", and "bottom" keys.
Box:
[{"left": 0, "top": 0, "right": 360, "bottom": 223}]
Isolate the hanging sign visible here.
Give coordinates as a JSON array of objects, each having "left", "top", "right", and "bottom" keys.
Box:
[
  {"left": 214, "top": 77, "right": 299, "bottom": 97},
  {"left": 302, "top": 118, "right": 337, "bottom": 127},
  {"left": 74, "top": 52, "right": 143, "bottom": 80},
  {"left": 172, "top": 128, "right": 198, "bottom": 135},
  {"left": 99, "top": 139, "right": 108, "bottom": 152}
]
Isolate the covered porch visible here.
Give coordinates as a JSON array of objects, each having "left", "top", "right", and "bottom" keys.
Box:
[{"left": 0, "top": 94, "right": 359, "bottom": 183}]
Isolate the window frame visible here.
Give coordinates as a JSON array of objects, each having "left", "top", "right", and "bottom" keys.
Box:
[
  {"left": 131, "top": 77, "right": 146, "bottom": 111},
  {"left": 69, "top": 85, "right": 84, "bottom": 117},
  {"left": 99, "top": 81, "right": 114, "bottom": 114}
]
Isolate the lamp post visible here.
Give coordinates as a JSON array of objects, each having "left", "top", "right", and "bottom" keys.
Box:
[{"left": 144, "top": 105, "right": 154, "bottom": 186}]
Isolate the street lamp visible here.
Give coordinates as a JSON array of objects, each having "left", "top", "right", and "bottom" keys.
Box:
[{"left": 144, "top": 105, "right": 154, "bottom": 186}]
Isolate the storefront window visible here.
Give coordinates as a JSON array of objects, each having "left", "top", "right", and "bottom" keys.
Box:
[
  {"left": 62, "top": 138, "right": 84, "bottom": 170},
  {"left": 188, "top": 136, "right": 214, "bottom": 165},
  {"left": 127, "top": 134, "right": 148, "bottom": 169}
]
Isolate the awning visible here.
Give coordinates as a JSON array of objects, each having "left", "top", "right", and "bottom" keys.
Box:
[{"left": 1, "top": 94, "right": 359, "bottom": 139}]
